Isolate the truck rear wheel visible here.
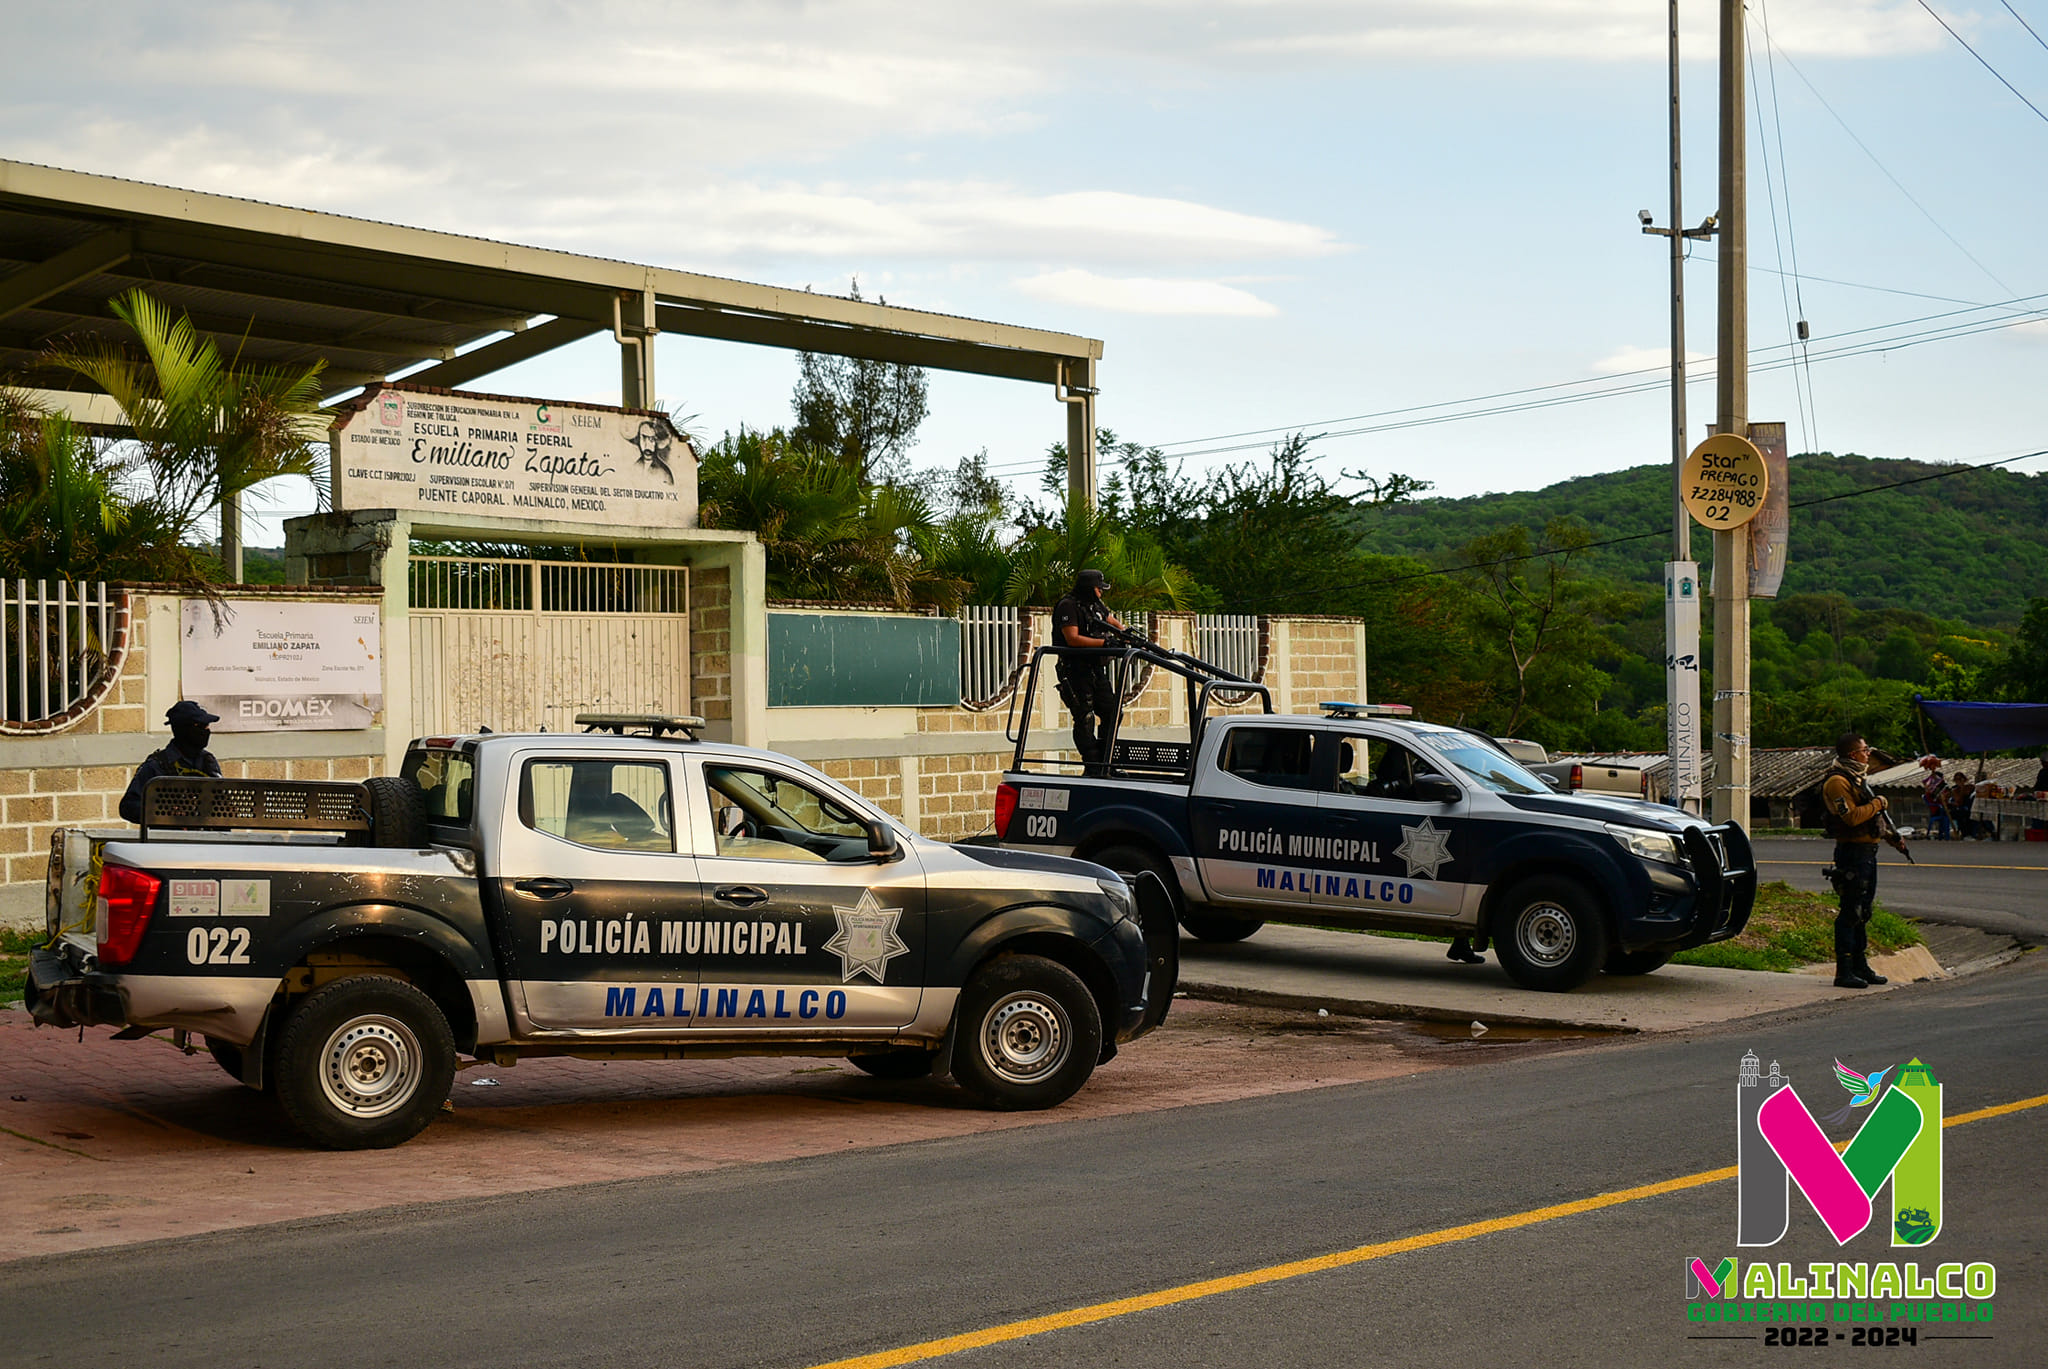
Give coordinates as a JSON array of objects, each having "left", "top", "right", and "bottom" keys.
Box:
[
  {"left": 953, "top": 955, "right": 1101, "bottom": 1111},
  {"left": 1492, "top": 876, "right": 1606, "bottom": 992},
  {"left": 273, "top": 975, "right": 455, "bottom": 1149},
  {"left": 1177, "top": 907, "right": 1264, "bottom": 943}
]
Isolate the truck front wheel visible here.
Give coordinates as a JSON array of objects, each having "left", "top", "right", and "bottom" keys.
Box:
[
  {"left": 1492, "top": 876, "right": 1607, "bottom": 992},
  {"left": 953, "top": 955, "right": 1102, "bottom": 1110},
  {"left": 273, "top": 975, "right": 456, "bottom": 1149}
]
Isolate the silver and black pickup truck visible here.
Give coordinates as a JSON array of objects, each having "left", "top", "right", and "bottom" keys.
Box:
[
  {"left": 28, "top": 717, "right": 1174, "bottom": 1148},
  {"left": 992, "top": 636, "right": 1755, "bottom": 993}
]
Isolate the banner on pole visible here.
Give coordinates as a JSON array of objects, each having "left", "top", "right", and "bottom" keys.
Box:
[{"left": 1746, "top": 421, "right": 1790, "bottom": 598}]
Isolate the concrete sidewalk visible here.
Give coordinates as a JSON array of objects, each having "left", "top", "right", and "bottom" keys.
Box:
[{"left": 1177, "top": 924, "right": 1954, "bottom": 1033}]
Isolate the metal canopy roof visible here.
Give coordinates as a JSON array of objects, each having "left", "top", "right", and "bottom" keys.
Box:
[{"left": 0, "top": 159, "right": 1104, "bottom": 408}]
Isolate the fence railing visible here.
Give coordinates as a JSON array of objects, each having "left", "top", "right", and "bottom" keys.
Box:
[
  {"left": 1196, "top": 614, "right": 1262, "bottom": 681},
  {"left": 958, "top": 605, "right": 1029, "bottom": 709},
  {"left": 3, "top": 580, "right": 115, "bottom": 725},
  {"left": 409, "top": 557, "right": 688, "bottom": 615}
]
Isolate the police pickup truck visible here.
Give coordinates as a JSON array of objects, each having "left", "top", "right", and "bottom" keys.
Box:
[
  {"left": 992, "top": 638, "right": 1753, "bottom": 992},
  {"left": 26, "top": 717, "right": 1173, "bottom": 1149}
]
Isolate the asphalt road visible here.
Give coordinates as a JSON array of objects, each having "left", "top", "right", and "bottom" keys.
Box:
[
  {"left": 1752, "top": 835, "right": 2048, "bottom": 942},
  {"left": 4, "top": 958, "right": 2042, "bottom": 1369}
]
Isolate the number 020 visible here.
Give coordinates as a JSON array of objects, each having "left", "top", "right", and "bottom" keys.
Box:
[
  {"left": 1023, "top": 814, "right": 1058, "bottom": 839},
  {"left": 187, "top": 925, "right": 252, "bottom": 965}
]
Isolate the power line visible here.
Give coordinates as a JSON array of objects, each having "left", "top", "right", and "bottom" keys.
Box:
[
  {"left": 2005, "top": 1, "right": 2048, "bottom": 53},
  {"left": 1754, "top": 0, "right": 1821, "bottom": 453},
  {"left": 1749, "top": 6, "right": 1813, "bottom": 454},
  {"left": 1255, "top": 448, "right": 2048, "bottom": 606},
  {"left": 1917, "top": 0, "right": 2048, "bottom": 125}
]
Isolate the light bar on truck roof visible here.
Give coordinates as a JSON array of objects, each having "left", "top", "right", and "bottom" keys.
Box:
[
  {"left": 1320, "top": 701, "right": 1413, "bottom": 718},
  {"left": 575, "top": 713, "right": 706, "bottom": 739}
]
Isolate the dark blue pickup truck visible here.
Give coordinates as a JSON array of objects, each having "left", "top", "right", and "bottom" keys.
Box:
[{"left": 992, "top": 642, "right": 1754, "bottom": 992}]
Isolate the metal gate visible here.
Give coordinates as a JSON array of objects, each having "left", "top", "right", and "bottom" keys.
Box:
[{"left": 408, "top": 557, "right": 690, "bottom": 735}]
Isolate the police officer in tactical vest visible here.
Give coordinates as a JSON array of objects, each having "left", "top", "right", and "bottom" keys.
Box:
[
  {"left": 1052, "top": 569, "right": 1127, "bottom": 770},
  {"left": 119, "top": 701, "right": 223, "bottom": 824},
  {"left": 1819, "top": 731, "right": 1897, "bottom": 990}
]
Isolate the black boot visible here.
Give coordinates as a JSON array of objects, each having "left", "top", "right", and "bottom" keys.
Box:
[
  {"left": 1854, "top": 921, "right": 1887, "bottom": 984},
  {"left": 1834, "top": 956, "right": 1870, "bottom": 989}
]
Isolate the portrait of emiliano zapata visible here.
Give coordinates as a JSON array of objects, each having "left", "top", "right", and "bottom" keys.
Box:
[{"left": 631, "top": 418, "right": 675, "bottom": 485}]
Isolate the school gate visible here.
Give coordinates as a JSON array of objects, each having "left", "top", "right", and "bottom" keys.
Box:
[{"left": 407, "top": 555, "right": 691, "bottom": 735}]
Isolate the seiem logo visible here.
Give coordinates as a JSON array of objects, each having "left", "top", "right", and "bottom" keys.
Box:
[{"left": 1736, "top": 1051, "right": 1942, "bottom": 1247}]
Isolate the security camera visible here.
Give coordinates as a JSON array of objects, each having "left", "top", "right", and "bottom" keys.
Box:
[{"left": 1638, "top": 209, "right": 1654, "bottom": 225}]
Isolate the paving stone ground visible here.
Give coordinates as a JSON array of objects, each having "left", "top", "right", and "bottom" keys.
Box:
[{"left": 0, "top": 998, "right": 1574, "bottom": 1263}]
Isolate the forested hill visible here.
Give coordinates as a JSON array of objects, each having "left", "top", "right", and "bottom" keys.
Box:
[{"left": 1348, "top": 453, "right": 2048, "bottom": 627}]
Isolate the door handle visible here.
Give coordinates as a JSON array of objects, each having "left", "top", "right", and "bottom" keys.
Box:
[
  {"left": 714, "top": 885, "right": 769, "bottom": 907},
  {"left": 514, "top": 877, "right": 574, "bottom": 900}
]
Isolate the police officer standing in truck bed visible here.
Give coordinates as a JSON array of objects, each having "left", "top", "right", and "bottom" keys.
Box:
[
  {"left": 119, "top": 700, "right": 223, "bottom": 824},
  {"left": 1052, "top": 569, "right": 1127, "bottom": 771}
]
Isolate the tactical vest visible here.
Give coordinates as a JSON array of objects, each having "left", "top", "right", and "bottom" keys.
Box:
[{"left": 1821, "top": 767, "right": 1879, "bottom": 841}]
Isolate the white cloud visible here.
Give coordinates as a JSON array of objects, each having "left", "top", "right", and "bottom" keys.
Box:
[
  {"left": 1592, "top": 343, "right": 1711, "bottom": 374},
  {"left": 1016, "top": 269, "right": 1280, "bottom": 316}
]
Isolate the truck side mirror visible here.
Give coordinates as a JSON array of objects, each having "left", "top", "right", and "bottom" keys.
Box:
[
  {"left": 1412, "top": 775, "right": 1461, "bottom": 805},
  {"left": 865, "top": 818, "right": 899, "bottom": 861}
]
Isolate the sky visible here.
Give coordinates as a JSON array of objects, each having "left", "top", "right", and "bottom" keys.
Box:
[{"left": 6, "top": 0, "right": 2048, "bottom": 544}]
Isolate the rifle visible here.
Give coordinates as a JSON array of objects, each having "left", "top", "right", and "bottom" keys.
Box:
[
  {"left": 1859, "top": 772, "right": 1917, "bottom": 865},
  {"left": 1085, "top": 614, "right": 1254, "bottom": 686}
]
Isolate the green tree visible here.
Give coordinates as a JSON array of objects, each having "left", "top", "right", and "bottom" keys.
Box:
[
  {"left": 790, "top": 281, "right": 929, "bottom": 481},
  {"left": 48, "top": 288, "right": 328, "bottom": 581},
  {"left": 1984, "top": 597, "right": 2048, "bottom": 702}
]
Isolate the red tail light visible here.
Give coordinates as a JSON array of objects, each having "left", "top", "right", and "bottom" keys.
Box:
[
  {"left": 97, "top": 864, "right": 163, "bottom": 965},
  {"left": 993, "top": 783, "right": 1019, "bottom": 839},
  {"left": 1640, "top": 771, "right": 1651, "bottom": 798},
  {"left": 1569, "top": 764, "right": 1585, "bottom": 791}
]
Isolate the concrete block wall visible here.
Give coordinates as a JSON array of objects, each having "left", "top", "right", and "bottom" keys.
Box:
[
  {"left": 1, "top": 588, "right": 389, "bottom": 929},
  {"left": 691, "top": 566, "right": 733, "bottom": 725}
]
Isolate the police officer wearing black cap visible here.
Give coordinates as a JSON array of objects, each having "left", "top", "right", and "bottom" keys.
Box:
[
  {"left": 119, "top": 701, "right": 223, "bottom": 824},
  {"left": 1052, "top": 569, "right": 1127, "bottom": 769}
]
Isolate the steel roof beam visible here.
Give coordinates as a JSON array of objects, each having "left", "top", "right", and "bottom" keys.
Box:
[
  {"left": 0, "top": 230, "right": 133, "bottom": 323},
  {"left": 392, "top": 316, "right": 606, "bottom": 389},
  {"left": 654, "top": 304, "right": 1069, "bottom": 385}
]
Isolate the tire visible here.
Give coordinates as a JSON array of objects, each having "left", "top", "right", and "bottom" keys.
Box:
[
  {"left": 203, "top": 1035, "right": 246, "bottom": 1083},
  {"left": 953, "top": 955, "right": 1103, "bottom": 1111},
  {"left": 849, "top": 1048, "right": 938, "bottom": 1079},
  {"left": 1177, "top": 907, "right": 1264, "bottom": 943},
  {"left": 361, "top": 776, "right": 427, "bottom": 848},
  {"left": 1603, "top": 948, "right": 1671, "bottom": 976},
  {"left": 272, "top": 975, "right": 456, "bottom": 1150},
  {"left": 1491, "top": 876, "right": 1608, "bottom": 992}
]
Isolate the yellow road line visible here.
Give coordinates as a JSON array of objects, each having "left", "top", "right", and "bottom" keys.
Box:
[
  {"left": 1757, "top": 861, "right": 2045, "bottom": 871},
  {"left": 809, "top": 1092, "right": 2048, "bottom": 1369}
]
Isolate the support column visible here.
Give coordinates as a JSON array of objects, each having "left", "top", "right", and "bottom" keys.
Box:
[
  {"left": 1060, "top": 358, "right": 1097, "bottom": 511},
  {"left": 618, "top": 289, "right": 658, "bottom": 410}
]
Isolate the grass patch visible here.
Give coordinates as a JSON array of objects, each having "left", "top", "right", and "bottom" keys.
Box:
[
  {"left": 1, "top": 925, "right": 43, "bottom": 1005},
  {"left": 1672, "top": 880, "right": 1921, "bottom": 972}
]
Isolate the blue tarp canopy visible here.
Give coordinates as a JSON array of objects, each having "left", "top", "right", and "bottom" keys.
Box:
[{"left": 1915, "top": 696, "right": 2048, "bottom": 752}]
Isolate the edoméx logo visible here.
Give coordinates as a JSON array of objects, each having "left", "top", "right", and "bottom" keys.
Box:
[{"left": 1683, "top": 1050, "right": 1998, "bottom": 1340}]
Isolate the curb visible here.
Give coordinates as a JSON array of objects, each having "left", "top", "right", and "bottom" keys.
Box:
[{"left": 1174, "top": 980, "right": 1639, "bottom": 1034}]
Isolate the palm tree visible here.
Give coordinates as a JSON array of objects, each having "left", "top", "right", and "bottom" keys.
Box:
[
  {"left": 48, "top": 289, "right": 329, "bottom": 581},
  {"left": 1004, "top": 493, "right": 1191, "bottom": 611}
]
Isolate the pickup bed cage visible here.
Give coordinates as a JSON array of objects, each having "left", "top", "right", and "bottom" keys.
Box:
[
  {"left": 138, "top": 776, "right": 371, "bottom": 838},
  {"left": 1007, "top": 625, "right": 1272, "bottom": 781}
]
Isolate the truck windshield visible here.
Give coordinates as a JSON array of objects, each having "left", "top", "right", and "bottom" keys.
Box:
[{"left": 1423, "top": 737, "right": 1549, "bottom": 796}]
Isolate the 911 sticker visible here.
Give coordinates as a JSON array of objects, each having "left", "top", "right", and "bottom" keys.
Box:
[{"left": 169, "top": 879, "right": 220, "bottom": 917}]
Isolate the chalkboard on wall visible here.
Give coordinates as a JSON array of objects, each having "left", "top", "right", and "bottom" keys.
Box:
[{"left": 768, "top": 613, "right": 962, "bottom": 708}]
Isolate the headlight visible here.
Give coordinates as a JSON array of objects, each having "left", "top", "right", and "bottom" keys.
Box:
[
  {"left": 1097, "top": 878, "right": 1136, "bottom": 921},
  {"left": 1607, "top": 823, "right": 1682, "bottom": 866}
]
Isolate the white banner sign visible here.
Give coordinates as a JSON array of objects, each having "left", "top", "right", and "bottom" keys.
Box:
[
  {"left": 1665, "top": 561, "right": 1702, "bottom": 812},
  {"left": 180, "top": 600, "right": 384, "bottom": 732},
  {"left": 331, "top": 385, "right": 697, "bottom": 530}
]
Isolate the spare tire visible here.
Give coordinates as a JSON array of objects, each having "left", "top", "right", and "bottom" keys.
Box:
[{"left": 361, "top": 776, "right": 427, "bottom": 848}]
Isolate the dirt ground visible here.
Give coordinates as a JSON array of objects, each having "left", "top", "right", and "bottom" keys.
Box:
[{"left": 0, "top": 997, "right": 1589, "bottom": 1263}]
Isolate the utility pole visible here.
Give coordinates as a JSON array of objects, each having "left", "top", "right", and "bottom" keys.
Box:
[
  {"left": 1640, "top": 0, "right": 1715, "bottom": 813},
  {"left": 1713, "top": 0, "right": 1752, "bottom": 829}
]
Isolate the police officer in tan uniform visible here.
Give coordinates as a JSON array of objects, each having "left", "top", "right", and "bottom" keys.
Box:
[{"left": 1819, "top": 732, "right": 1892, "bottom": 989}]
